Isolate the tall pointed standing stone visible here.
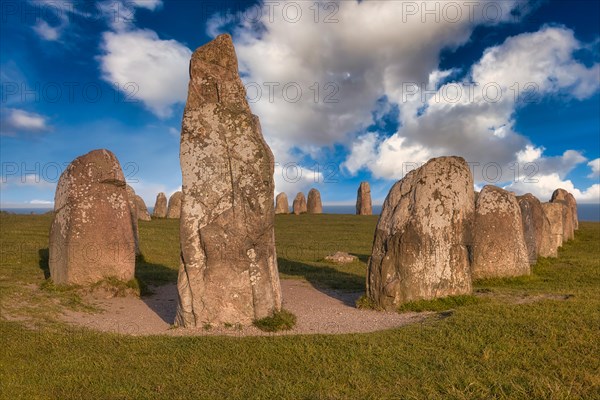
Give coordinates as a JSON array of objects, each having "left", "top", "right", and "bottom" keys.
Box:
[
  {"left": 307, "top": 188, "right": 323, "bottom": 214},
  {"left": 175, "top": 34, "right": 282, "bottom": 327},
  {"left": 153, "top": 192, "right": 167, "bottom": 218},
  {"left": 275, "top": 192, "right": 289, "bottom": 214},
  {"left": 356, "top": 181, "right": 372, "bottom": 215}
]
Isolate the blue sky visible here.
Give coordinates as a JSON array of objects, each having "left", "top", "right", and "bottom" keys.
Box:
[{"left": 1, "top": 0, "right": 599, "bottom": 208}]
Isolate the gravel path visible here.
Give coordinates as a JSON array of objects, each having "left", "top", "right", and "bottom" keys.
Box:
[{"left": 61, "top": 280, "right": 429, "bottom": 336}]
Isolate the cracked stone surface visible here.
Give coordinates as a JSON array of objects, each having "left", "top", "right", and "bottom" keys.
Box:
[
  {"left": 49, "top": 149, "right": 136, "bottom": 285},
  {"left": 356, "top": 181, "right": 372, "bottom": 215},
  {"left": 367, "top": 156, "right": 474, "bottom": 310},
  {"left": 471, "top": 185, "right": 530, "bottom": 280},
  {"left": 153, "top": 192, "right": 167, "bottom": 218},
  {"left": 175, "top": 34, "right": 281, "bottom": 327},
  {"left": 275, "top": 192, "right": 289, "bottom": 214}
]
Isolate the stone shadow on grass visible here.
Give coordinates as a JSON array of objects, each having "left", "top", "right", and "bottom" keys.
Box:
[
  {"left": 136, "top": 254, "right": 179, "bottom": 324},
  {"left": 277, "top": 258, "right": 365, "bottom": 307},
  {"left": 38, "top": 248, "right": 50, "bottom": 279}
]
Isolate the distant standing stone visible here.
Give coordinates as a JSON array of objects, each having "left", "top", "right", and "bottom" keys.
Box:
[
  {"left": 367, "top": 156, "right": 474, "bottom": 309},
  {"left": 471, "top": 185, "right": 530, "bottom": 280},
  {"left": 275, "top": 192, "right": 289, "bottom": 214},
  {"left": 517, "top": 193, "right": 555, "bottom": 261},
  {"left": 175, "top": 34, "right": 282, "bottom": 327},
  {"left": 356, "top": 181, "right": 372, "bottom": 215},
  {"left": 49, "top": 149, "right": 135, "bottom": 285},
  {"left": 307, "top": 188, "right": 323, "bottom": 214},
  {"left": 542, "top": 202, "right": 564, "bottom": 252},
  {"left": 293, "top": 192, "right": 307, "bottom": 215},
  {"left": 153, "top": 192, "right": 167, "bottom": 218},
  {"left": 166, "top": 191, "right": 183, "bottom": 219},
  {"left": 135, "top": 195, "right": 151, "bottom": 221}
]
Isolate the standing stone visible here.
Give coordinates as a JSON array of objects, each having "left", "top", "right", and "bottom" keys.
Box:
[
  {"left": 542, "top": 202, "right": 564, "bottom": 252},
  {"left": 367, "top": 156, "right": 474, "bottom": 309},
  {"left": 356, "top": 181, "right": 372, "bottom": 215},
  {"left": 551, "top": 189, "right": 577, "bottom": 239},
  {"left": 166, "top": 191, "right": 183, "bottom": 219},
  {"left": 517, "top": 193, "right": 555, "bottom": 261},
  {"left": 125, "top": 185, "right": 140, "bottom": 255},
  {"left": 275, "top": 192, "right": 289, "bottom": 214},
  {"left": 471, "top": 185, "right": 530, "bottom": 280},
  {"left": 153, "top": 192, "right": 167, "bottom": 218},
  {"left": 135, "top": 195, "right": 151, "bottom": 221},
  {"left": 307, "top": 188, "right": 323, "bottom": 214},
  {"left": 175, "top": 34, "right": 282, "bottom": 327},
  {"left": 49, "top": 149, "right": 135, "bottom": 285},
  {"left": 293, "top": 192, "right": 307, "bottom": 215}
]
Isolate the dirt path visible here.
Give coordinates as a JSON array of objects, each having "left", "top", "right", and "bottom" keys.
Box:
[{"left": 61, "top": 280, "right": 429, "bottom": 336}]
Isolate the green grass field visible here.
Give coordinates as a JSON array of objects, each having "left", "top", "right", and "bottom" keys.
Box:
[{"left": 1, "top": 213, "right": 599, "bottom": 399}]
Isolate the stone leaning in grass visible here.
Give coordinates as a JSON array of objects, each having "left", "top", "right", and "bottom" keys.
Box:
[
  {"left": 49, "top": 149, "right": 136, "bottom": 285},
  {"left": 471, "top": 185, "right": 530, "bottom": 280},
  {"left": 175, "top": 34, "right": 282, "bottom": 327},
  {"left": 366, "top": 156, "right": 474, "bottom": 310}
]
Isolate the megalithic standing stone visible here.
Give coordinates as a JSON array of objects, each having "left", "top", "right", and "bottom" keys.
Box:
[{"left": 175, "top": 34, "right": 282, "bottom": 327}]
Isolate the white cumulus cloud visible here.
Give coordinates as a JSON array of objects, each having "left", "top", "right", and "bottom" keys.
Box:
[
  {"left": 588, "top": 158, "right": 600, "bottom": 178},
  {"left": 0, "top": 108, "right": 51, "bottom": 136}
]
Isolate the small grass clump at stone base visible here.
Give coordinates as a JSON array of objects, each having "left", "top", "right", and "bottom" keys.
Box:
[
  {"left": 253, "top": 309, "right": 297, "bottom": 332},
  {"left": 1, "top": 213, "right": 599, "bottom": 399}
]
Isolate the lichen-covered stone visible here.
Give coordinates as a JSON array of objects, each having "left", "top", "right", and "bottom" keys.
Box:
[
  {"left": 175, "top": 34, "right": 281, "bottom": 327},
  {"left": 550, "top": 188, "right": 576, "bottom": 240},
  {"left": 542, "top": 202, "right": 564, "bottom": 252},
  {"left": 49, "top": 149, "right": 135, "bottom": 285},
  {"left": 367, "top": 156, "right": 474, "bottom": 310},
  {"left": 275, "top": 192, "right": 289, "bottom": 214},
  {"left": 135, "top": 195, "right": 151, "bottom": 221},
  {"left": 517, "top": 193, "right": 555, "bottom": 261},
  {"left": 166, "top": 191, "right": 182, "bottom": 219},
  {"left": 293, "top": 192, "right": 307, "bottom": 215},
  {"left": 356, "top": 181, "right": 372, "bottom": 215},
  {"left": 471, "top": 185, "right": 530, "bottom": 279},
  {"left": 307, "top": 188, "right": 323, "bottom": 214},
  {"left": 153, "top": 192, "right": 167, "bottom": 218}
]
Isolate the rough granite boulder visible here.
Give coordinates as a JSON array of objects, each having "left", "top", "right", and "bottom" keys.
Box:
[
  {"left": 471, "top": 185, "right": 530, "bottom": 279},
  {"left": 125, "top": 185, "right": 140, "bottom": 255},
  {"left": 275, "top": 192, "right": 289, "bottom": 214},
  {"left": 517, "top": 193, "right": 555, "bottom": 261},
  {"left": 307, "top": 188, "right": 323, "bottom": 214},
  {"left": 166, "top": 191, "right": 183, "bottom": 219},
  {"left": 356, "top": 181, "right": 372, "bottom": 215},
  {"left": 135, "top": 195, "right": 151, "bottom": 221},
  {"left": 293, "top": 192, "right": 307, "bottom": 215},
  {"left": 174, "top": 34, "right": 282, "bottom": 327},
  {"left": 550, "top": 189, "right": 576, "bottom": 240},
  {"left": 366, "top": 156, "right": 474, "bottom": 309},
  {"left": 49, "top": 149, "right": 136, "bottom": 285},
  {"left": 542, "top": 202, "right": 564, "bottom": 252},
  {"left": 153, "top": 192, "right": 167, "bottom": 218}
]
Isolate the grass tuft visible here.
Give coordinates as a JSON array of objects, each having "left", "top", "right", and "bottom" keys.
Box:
[
  {"left": 397, "top": 295, "right": 482, "bottom": 312},
  {"left": 253, "top": 309, "right": 297, "bottom": 332}
]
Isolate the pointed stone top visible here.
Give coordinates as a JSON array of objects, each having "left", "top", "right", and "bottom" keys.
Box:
[{"left": 192, "top": 34, "right": 238, "bottom": 73}]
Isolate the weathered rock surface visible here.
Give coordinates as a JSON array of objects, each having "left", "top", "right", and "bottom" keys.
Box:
[
  {"left": 542, "top": 202, "right": 564, "bottom": 252},
  {"left": 307, "top": 188, "right": 323, "bottom": 214},
  {"left": 367, "top": 156, "right": 474, "bottom": 310},
  {"left": 275, "top": 192, "right": 289, "bottom": 214},
  {"left": 135, "top": 195, "right": 151, "bottom": 221},
  {"left": 471, "top": 185, "right": 530, "bottom": 279},
  {"left": 325, "top": 251, "right": 357, "bottom": 264},
  {"left": 125, "top": 185, "right": 140, "bottom": 255},
  {"left": 293, "top": 192, "right": 307, "bottom": 215},
  {"left": 550, "top": 189, "right": 576, "bottom": 240},
  {"left": 49, "top": 149, "right": 136, "bottom": 285},
  {"left": 153, "top": 192, "right": 167, "bottom": 218},
  {"left": 166, "top": 191, "right": 183, "bottom": 219},
  {"left": 517, "top": 193, "right": 555, "bottom": 261},
  {"left": 356, "top": 181, "right": 372, "bottom": 215},
  {"left": 175, "top": 34, "right": 281, "bottom": 327}
]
